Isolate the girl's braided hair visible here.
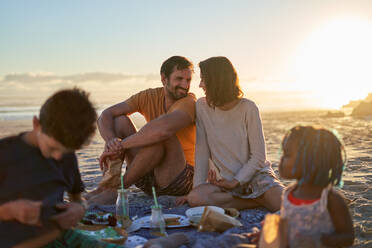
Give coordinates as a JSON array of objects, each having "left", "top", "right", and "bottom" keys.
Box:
[{"left": 282, "top": 125, "right": 346, "bottom": 187}]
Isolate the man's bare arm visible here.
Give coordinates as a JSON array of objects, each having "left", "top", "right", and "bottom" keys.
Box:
[
  {"left": 120, "top": 110, "right": 193, "bottom": 150},
  {"left": 97, "top": 101, "right": 134, "bottom": 142}
]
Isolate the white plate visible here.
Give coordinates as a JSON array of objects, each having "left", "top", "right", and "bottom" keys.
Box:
[
  {"left": 136, "top": 214, "right": 190, "bottom": 228},
  {"left": 185, "top": 206, "right": 224, "bottom": 224}
]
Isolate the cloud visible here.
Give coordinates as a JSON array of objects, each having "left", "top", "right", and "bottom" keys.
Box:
[
  {"left": 0, "top": 72, "right": 163, "bottom": 107},
  {"left": 1, "top": 72, "right": 159, "bottom": 84}
]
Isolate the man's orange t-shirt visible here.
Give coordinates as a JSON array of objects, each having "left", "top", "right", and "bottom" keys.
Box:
[{"left": 126, "top": 87, "right": 196, "bottom": 166}]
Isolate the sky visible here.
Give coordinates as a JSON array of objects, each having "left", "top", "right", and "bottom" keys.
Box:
[{"left": 1, "top": 0, "right": 372, "bottom": 110}]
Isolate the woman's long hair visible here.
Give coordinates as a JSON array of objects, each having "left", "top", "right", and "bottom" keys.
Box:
[{"left": 199, "top": 56, "right": 243, "bottom": 108}]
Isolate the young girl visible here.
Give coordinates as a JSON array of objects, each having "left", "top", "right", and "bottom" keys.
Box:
[{"left": 279, "top": 125, "right": 354, "bottom": 247}]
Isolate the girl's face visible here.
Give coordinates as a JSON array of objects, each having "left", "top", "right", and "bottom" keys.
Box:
[{"left": 279, "top": 139, "right": 301, "bottom": 180}]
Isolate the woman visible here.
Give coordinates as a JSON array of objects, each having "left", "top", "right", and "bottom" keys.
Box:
[{"left": 186, "top": 57, "right": 283, "bottom": 211}]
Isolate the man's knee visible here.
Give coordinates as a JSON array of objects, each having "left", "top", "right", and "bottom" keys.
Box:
[
  {"left": 138, "top": 137, "right": 182, "bottom": 169},
  {"left": 114, "top": 115, "right": 136, "bottom": 138},
  {"left": 137, "top": 141, "right": 165, "bottom": 159}
]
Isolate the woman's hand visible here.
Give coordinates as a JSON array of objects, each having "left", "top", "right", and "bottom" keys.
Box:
[
  {"left": 208, "top": 170, "right": 240, "bottom": 190},
  {"left": 214, "top": 179, "right": 240, "bottom": 190}
]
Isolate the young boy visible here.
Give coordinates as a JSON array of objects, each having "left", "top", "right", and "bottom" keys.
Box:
[{"left": 0, "top": 88, "right": 120, "bottom": 247}]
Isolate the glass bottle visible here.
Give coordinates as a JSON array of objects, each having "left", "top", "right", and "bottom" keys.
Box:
[
  {"left": 116, "top": 189, "right": 130, "bottom": 228},
  {"left": 150, "top": 205, "right": 167, "bottom": 237}
]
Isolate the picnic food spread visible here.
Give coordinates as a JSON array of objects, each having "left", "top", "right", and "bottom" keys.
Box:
[
  {"left": 78, "top": 188, "right": 243, "bottom": 245},
  {"left": 81, "top": 212, "right": 117, "bottom": 226}
]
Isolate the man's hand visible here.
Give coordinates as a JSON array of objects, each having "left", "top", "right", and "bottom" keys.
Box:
[
  {"left": 208, "top": 170, "right": 239, "bottom": 190},
  {"left": 50, "top": 202, "right": 85, "bottom": 230},
  {"left": 175, "top": 195, "right": 188, "bottom": 206},
  {"left": 1, "top": 200, "right": 42, "bottom": 225},
  {"left": 99, "top": 150, "right": 124, "bottom": 171},
  {"left": 105, "top": 137, "right": 123, "bottom": 153}
]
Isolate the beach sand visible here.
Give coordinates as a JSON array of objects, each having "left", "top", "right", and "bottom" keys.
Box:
[{"left": 0, "top": 110, "right": 371, "bottom": 247}]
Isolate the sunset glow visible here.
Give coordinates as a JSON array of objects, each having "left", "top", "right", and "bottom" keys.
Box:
[
  {"left": 293, "top": 17, "right": 372, "bottom": 108},
  {"left": 1, "top": 2, "right": 372, "bottom": 111}
]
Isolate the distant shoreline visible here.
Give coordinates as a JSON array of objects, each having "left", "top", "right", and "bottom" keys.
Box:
[{"left": 0, "top": 104, "right": 343, "bottom": 121}]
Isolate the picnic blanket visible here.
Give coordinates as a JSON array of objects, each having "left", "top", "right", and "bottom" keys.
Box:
[{"left": 88, "top": 192, "right": 269, "bottom": 248}]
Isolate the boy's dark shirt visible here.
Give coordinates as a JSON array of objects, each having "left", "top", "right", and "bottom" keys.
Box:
[{"left": 0, "top": 134, "right": 84, "bottom": 247}]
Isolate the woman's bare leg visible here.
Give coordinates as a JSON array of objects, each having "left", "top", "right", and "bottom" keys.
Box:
[
  {"left": 187, "top": 184, "right": 261, "bottom": 210},
  {"left": 254, "top": 186, "right": 283, "bottom": 212}
]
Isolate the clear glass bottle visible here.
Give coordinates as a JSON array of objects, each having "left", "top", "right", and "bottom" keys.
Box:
[
  {"left": 150, "top": 205, "right": 167, "bottom": 237},
  {"left": 116, "top": 189, "right": 130, "bottom": 228}
]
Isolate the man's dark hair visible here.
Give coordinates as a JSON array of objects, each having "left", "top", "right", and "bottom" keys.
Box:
[
  {"left": 199, "top": 56, "right": 243, "bottom": 107},
  {"left": 39, "top": 88, "right": 97, "bottom": 150},
  {"left": 160, "top": 56, "right": 194, "bottom": 79}
]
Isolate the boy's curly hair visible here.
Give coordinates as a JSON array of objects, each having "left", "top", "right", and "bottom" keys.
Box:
[
  {"left": 282, "top": 125, "right": 346, "bottom": 187},
  {"left": 39, "top": 88, "right": 97, "bottom": 150}
]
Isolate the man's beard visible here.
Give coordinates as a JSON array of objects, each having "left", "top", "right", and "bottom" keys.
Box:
[{"left": 166, "top": 84, "right": 188, "bottom": 100}]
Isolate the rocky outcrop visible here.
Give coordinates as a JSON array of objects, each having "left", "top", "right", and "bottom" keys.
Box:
[
  {"left": 343, "top": 93, "right": 372, "bottom": 109},
  {"left": 343, "top": 100, "right": 362, "bottom": 108},
  {"left": 351, "top": 101, "right": 372, "bottom": 117}
]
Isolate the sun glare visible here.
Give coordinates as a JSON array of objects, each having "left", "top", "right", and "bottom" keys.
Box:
[{"left": 293, "top": 17, "right": 372, "bottom": 109}]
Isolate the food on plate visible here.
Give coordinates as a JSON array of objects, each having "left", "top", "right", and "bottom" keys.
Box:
[
  {"left": 80, "top": 212, "right": 117, "bottom": 226},
  {"left": 164, "top": 217, "right": 181, "bottom": 226}
]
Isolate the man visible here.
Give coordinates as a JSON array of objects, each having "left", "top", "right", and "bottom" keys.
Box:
[
  {"left": 87, "top": 56, "right": 196, "bottom": 204},
  {"left": 0, "top": 89, "right": 120, "bottom": 247}
]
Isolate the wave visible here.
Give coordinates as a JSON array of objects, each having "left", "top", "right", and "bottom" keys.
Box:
[{"left": 0, "top": 106, "right": 40, "bottom": 121}]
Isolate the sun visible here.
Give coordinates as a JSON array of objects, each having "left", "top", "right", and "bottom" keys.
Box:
[{"left": 293, "top": 17, "right": 372, "bottom": 109}]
